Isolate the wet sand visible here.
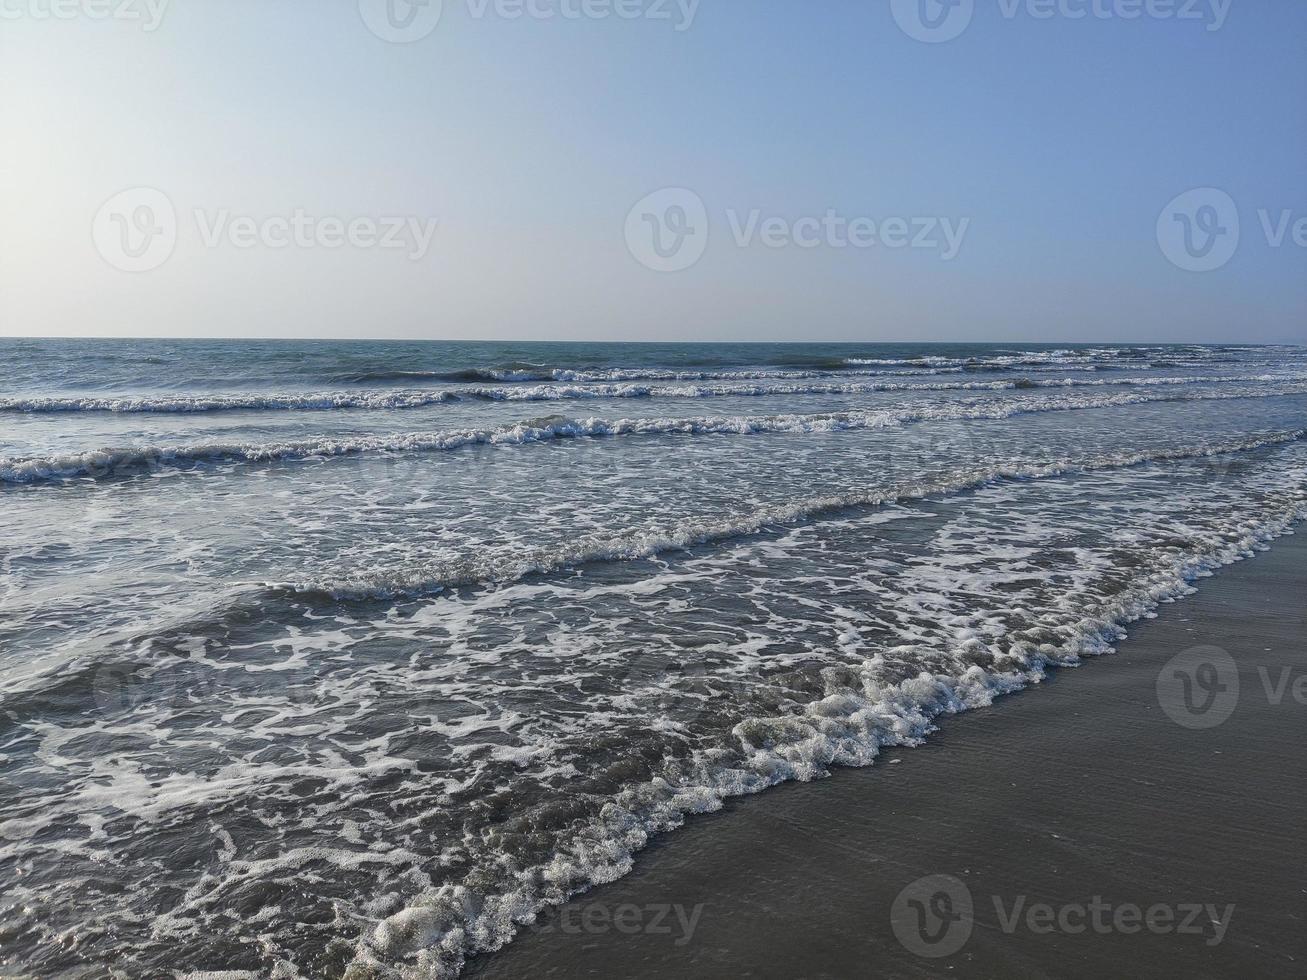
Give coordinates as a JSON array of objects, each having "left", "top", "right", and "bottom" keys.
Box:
[{"left": 469, "top": 531, "right": 1307, "bottom": 979}]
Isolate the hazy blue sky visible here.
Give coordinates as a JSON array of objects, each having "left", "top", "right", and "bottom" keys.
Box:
[{"left": 1, "top": 0, "right": 1304, "bottom": 343}]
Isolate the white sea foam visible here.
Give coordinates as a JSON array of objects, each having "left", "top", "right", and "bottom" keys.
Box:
[
  {"left": 281, "top": 429, "right": 1306, "bottom": 599},
  {"left": 345, "top": 483, "right": 1307, "bottom": 978}
]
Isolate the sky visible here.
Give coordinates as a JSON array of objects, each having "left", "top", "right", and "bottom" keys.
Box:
[{"left": 0, "top": 0, "right": 1304, "bottom": 344}]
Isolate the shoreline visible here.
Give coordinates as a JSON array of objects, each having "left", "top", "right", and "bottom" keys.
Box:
[{"left": 468, "top": 531, "right": 1307, "bottom": 979}]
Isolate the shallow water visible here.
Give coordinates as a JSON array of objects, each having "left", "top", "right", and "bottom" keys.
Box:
[{"left": 1, "top": 339, "right": 1305, "bottom": 978}]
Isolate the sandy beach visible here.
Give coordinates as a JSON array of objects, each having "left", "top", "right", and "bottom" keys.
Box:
[{"left": 470, "top": 532, "right": 1307, "bottom": 979}]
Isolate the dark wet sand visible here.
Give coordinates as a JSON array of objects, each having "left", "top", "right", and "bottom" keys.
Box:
[{"left": 469, "top": 532, "right": 1307, "bottom": 979}]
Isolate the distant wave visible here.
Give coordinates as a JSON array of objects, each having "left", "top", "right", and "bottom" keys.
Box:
[
  {"left": 4, "top": 387, "right": 1304, "bottom": 485},
  {"left": 324, "top": 356, "right": 1217, "bottom": 383},
  {"left": 843, "top": 346, "right": 1243, "bottom": 371},
  {"left": 329, "top": 366, "right": 973, "bottom": 384},
  {"left": 331, "top": 368, "right": 547, "bottom": 384},
  {"left": 326, "top": 347, "right": 1249, "bottom": 384},
  {"left": 2, "top": 374, "right": 1300, "bottom": 415}
]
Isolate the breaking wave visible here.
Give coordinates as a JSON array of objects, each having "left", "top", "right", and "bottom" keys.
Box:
[
  {"left": 3, "top": 374, "right": 1300, "bottom": 415},
  {"left": 279, "top": 429, "right": 1305, "bottom": 599},
  {"left": 6, "top": 387, "right": 1304, "bottom": 485}
]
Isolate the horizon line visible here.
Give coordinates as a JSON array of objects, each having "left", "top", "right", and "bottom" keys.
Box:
[{"left": 1, "top": 336, "right": 1301, "bottom": 348}]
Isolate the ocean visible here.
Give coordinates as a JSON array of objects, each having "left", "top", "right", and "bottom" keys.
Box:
[{"left": 2, "top": 338, "right": 1305, "bottom": 978}]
